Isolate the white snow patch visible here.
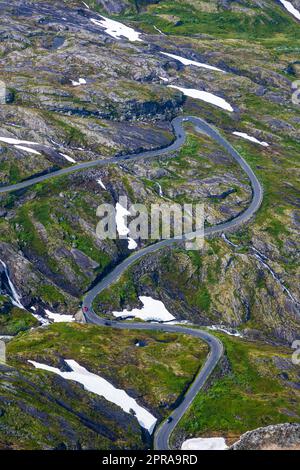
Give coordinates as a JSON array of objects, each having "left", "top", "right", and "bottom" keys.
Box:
[
  {"left": 59, "top": 152, "right": 76, "bottom": 163},
  {"left": 97, "top": 178, "right": 106, "bottom": 190},
  {"left": 127, "top": 237, "right": 138, "bottom": 250},
  {"left": 161, "top": 52, "right": 225, "bottom": 73},
  {"left": 32, "top": 313, "right": 50, "bottom": 326},
  {"left": 0, "top": 137, "right": 39, "bottom": 146},
  {"left": 14, "top": 145, "right": 41, "bottom": 155},
  {"left": 159, "top": 76, "right": 169, "bottom": 82},
  {"left": 233, "top": 131, "right": 269, "bottom": 147},
  {"left": 154, "top": 25, "right": 166, "bottom": 36},
  {"left": 115, "top": 202, "right": 137, "bottom": 250},
  {"left": 91, "top": 17, "right": 142, "bottom": 42},
  {"left": 82, "top": 1, "right": 90, "bottom": 9},
  {"left": 71, "top": 78, "right": 87, "bottom": 87},
  {"left": 28, "top": 359, "right": 157, "bottom": 433},
  {"left": 279, "top": 1, "right": 300, "bottom": 20},
  {"left": 168, "top": 85, "right": 233, "bottom": 112},
  {"left": 115, "top": 202, "right": 130, "bottom": 237},
  {"left": 113, "top": 296, "right": 175, "bottom": 322},
  {"left": 44, "top": 309, "right": 75, "bottom": 323},
  {"left": 29, "top": 307, "right": 74, "bottom": 326},
  {"left": 208, "top": 325, "right": 243, "bottom": 338},
  {"left": 182, "top": 437, "right": 228, "bottom": 450},
  {"left": 163, "top": 320, "right": 190, "bottom": 325}
]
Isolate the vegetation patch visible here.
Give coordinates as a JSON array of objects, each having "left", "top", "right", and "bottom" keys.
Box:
[
  {"left": 0, "top": 307, "right": 38, "bottom": 335},
  {"left": 8, "top": 322, "right": 209, "bottom": 414},
  {"left": 174, "top": 334, "right": 300, "bottom": 445}
]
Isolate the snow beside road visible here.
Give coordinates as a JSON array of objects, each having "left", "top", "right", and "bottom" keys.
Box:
[
  {"left": 44, "top": 309, "right": 74, "bottom": 323},
  {"left": 28, "top": 359, "right": 157, "bottom": 433},
  {"left": 161, "top": 52, "right": 225, "bottom": 73},
  {"left": 30, "top": 308, "right": 74, "bottom": 325},
  {"left": 279, "top": 1, "right": 300, "bottom": 20},
  {"left": 91, "top": 16, "right": 142, "bottom": 42},
  {"left": 182, "top": 437, "right": 228, "bottom": 450},
  {"left": 208, "top": 325, "right": 243, "bottom": 338},
  {"left": 113, "top": 296, "right": 175, "bottom": 322},
  {"left": 168, "top": 85, "right": 233, "bottom": 112},
  {"left": 233, "top": 131, "right": 269, "bottom": 147}
]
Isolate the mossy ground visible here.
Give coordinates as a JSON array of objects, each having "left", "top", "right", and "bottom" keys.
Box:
[
  {"left": 121, "top": 0, "right": 300, "bottom": 41},
  {"left": 8, "top": 322, "right": 209, "bottom": 414},
  {"left": 0, "top": 306, "right": 38, "bottom": 335},
  {"left": 0, "top": 318, "right": 209, "bottom": 449}
]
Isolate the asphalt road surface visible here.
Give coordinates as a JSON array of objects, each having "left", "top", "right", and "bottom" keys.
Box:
[
  {"left": 0, "top": 116, "right": 263, "bottom": 449},
  {"left": 81, "top": 117, "right": 262, "bottom": 449}
]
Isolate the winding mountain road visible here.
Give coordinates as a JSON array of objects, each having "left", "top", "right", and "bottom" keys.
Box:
[{"left": 0, "top": 116, "right": 263, "bottom": 449}]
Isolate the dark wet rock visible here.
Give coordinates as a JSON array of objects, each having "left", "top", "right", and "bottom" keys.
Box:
[
  {"left": 0, "top": 208, "right": 7, "bottom": 217},
  {"left": 71, "top": 248, "right": 99, "bottom": 273},
  {"left": 265, "top": 91, "right": 289, "bottom": 105},
  {"left": 279, "top": 372, "right": 289, "bottom": 380},
  {"left": 264, "top": 118, "right": 295, "bottom": 132},
  {"left": 54, "top": 442, "right": 67, "bottom": 450},
  {"left": 286, "top": 381, "right": 300, "bottom": 390},
  {"left": 208, "top": 188, "right": 236, "bottom": 199},
  {"left": 58, "top": 359, "right": 74, "bottom": 373},
  {"left": 135, "top": 339, "right": 148, "bottom": 347},
  {"left": 272, "top": 355, "right": 295, "bottom": 371},
  {"left": 255, "top": 86, "right": 267, "bottom": 96}
]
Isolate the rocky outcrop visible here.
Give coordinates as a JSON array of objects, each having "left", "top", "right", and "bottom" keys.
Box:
[
  {"left": 95, "top": 0, "right": 131, "bottom": 14},
  {"left": 95, "top": 0, "right": 161, "bottom": 14},
  {"left": 230, "top": 423, "right": 300, "bottom": 450},
  {"left": 101, "top": 238, "right": 300, "bottom": 345},
  {"left": 0, "top": 363, "right": 145, "bottom": 450}
]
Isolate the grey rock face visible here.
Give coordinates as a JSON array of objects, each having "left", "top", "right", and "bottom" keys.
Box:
[
  {"left": 95, "top": 0, "right": 130, "bottom": 14},
  {"left": 94, "top": 0, "right": 160, "bottom": 14},
  {"left": 230, "top": 423, "right": 300, "bottom": 450}
]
